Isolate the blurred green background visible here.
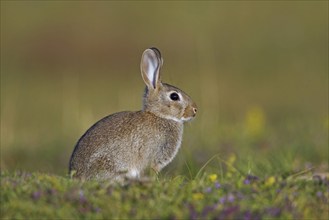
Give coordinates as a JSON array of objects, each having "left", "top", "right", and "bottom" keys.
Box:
[{"left": 1, "top": 1, "right": 328, "bottom": 176}]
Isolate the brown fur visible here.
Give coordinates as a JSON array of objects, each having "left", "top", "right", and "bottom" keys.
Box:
[{"left": 69, "top": 48, "right": 197, "bottom": 182}]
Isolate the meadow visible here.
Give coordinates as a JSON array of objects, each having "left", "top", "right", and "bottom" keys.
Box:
[{"left": 1, "top": 1, "right": 328, "bottom": 219}]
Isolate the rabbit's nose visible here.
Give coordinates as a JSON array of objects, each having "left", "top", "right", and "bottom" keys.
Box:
[{"left": 193, "top": 107, "right": 197, "bottom": 115}]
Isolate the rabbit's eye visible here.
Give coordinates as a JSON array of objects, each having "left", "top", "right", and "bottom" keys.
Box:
[{"left": 170, "top": 92, "right": 180, "bottom": 101}]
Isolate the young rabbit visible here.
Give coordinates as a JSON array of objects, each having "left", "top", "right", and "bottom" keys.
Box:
[{"left": 69, "top": 47, "right": 197, "bottom": 182}]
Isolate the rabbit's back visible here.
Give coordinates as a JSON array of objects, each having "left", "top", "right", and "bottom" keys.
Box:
[{"left": 69, "top": 111, "right": 183, "bottom": 180}]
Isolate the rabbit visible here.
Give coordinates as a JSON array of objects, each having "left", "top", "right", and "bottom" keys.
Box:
[{"left": 69, "top": 47, "right": 197, "bottom": 182}]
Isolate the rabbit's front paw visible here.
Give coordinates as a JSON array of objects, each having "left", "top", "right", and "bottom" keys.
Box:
[{"left": 151, "top": 161, "right": 167, "bottom": 174}]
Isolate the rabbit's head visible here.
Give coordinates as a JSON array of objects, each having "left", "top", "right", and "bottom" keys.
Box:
[{"left": 141, "top": 48, "right": 197, "bottom": 123}]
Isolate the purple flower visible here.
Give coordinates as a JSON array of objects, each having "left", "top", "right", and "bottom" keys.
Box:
[
  {"left": 215, "top": 182, "right": 221, "bottom": 189},
  {"left": 228, "top": 194, "right": 235, "bottom": 202},
  {"left": 31, "top": 190, "right": 42, "bottom": 200},
  {"left": 266, "top": 207, "right": 281, "bottom": 217},
  {"left": 221, "top": 205, "right": 239, "bottom": 217},
  {"left": 219, "top": 197, "right": 226, "bottom": 204},
  {"left": 187, "top": 204, "right": 198, "bottom": 220},
  {"left": 201, "top": 205, "right": 216, "bottom": 217},
  {"left": 244, "top": 179, "right": 251, "bottom": 185},
  {"left": 244, "top": 211, "right": 252, "bottom": 220},
  {"left": 79, "top": 190, "right": 87, "bottom": 204},
  {"left": 204, "top": 187, "right": 212, "bottom": 193},
  {"left": 93, "top": 207, "right": 101, "bottom": 213},
  {"left": 243, "top": 175, "right": 259, "bottom": 185}
]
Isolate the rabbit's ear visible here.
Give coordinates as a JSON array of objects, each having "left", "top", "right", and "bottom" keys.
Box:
[{"left": 141, "top": 48, "right": 163, "bottom": 90}]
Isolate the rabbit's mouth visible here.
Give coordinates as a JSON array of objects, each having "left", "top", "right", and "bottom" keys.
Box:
[
  {"left": 161, "top": 115, "right": 194, "bottom": 123},
  {"left": 181, "top": 116, "right": 196, "bottom": 122},
  {"left": 182, "top": 105, "right": 197, "bottom": 122}
]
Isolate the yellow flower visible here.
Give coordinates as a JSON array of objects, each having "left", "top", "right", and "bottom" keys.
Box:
[
  {"left": 192, "top": 192, "right": 204, "bottom": 200},
  {"left": 227, "top": 154, "right": 236, "bottom": 166},
  {"left": 245, "top": 106, "right": 266, "bottom": 137},
  {"left": 265, "top": 176, "right": 276, "bottom": 187},
  {"left": 208, "top": 174, "right": 218, "bottom": 182}
]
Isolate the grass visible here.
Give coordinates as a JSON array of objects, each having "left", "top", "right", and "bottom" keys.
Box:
[
  {"left": 1, "top": 163, "right": 328, "bottom": 219},
  {"left": 1, "top": 105, "right": 328, "bottom": 219},
  {"left": 1, "top": 112, "right": 328, "bottom": 219}
]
